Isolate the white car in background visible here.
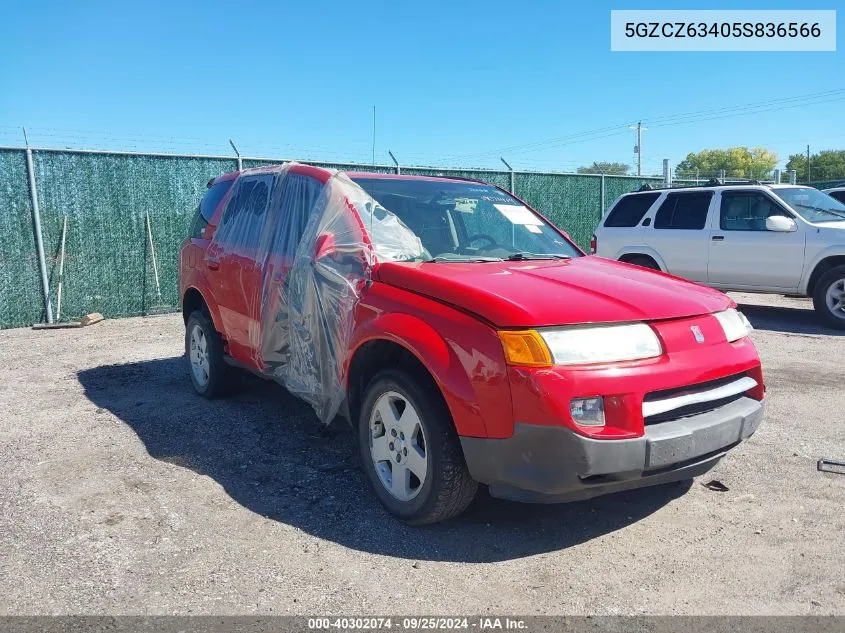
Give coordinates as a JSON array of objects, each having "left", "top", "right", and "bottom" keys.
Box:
[
  {"left": 592, "top": 183, "right": 845, "bottom": 328},
  {"left": 822, "top": 186, "right": 845, "bottom": 204}
]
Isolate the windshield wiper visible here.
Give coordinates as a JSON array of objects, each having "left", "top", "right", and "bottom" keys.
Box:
[
  {"left": 794, "top": 203, "right": 845, "bottom": 220},
  {"left": 423, "top": 256, "right": 504, "bottom": 263},
  {"left": 505, "top": 252, "right": 571, "bottom": 261}
]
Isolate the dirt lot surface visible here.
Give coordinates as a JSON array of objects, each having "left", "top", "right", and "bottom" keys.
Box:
[{"left": 1, "top": 293, "right": 843, "bottom": 615}]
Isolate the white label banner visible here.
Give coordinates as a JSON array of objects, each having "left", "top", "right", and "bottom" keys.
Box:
[{"left": 611, "top": 10, "right": 836, "bottom": 51}]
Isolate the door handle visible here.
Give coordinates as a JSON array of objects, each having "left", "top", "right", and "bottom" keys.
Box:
[
  {"left": 712, "top": 235, "right": 725, "bottom": 241},
  {"left": 207, "top": 257, "right": 220, "bottom": 270}
]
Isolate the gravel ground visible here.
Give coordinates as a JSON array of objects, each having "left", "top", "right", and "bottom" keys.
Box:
[{"left": 0, "top": 293, "right": 843, "bottom": 616}]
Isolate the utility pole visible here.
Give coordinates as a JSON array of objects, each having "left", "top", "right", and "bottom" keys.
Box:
[
  {"left": 807, "top": 144, "right": 811, "bottom": 182},
  {"left": 372, "top": 106, "right": 376, "bottom": 165},
  {"left": 637, "top": 122, "right": 642, "bottom": 176},
  {"left": 630, "top": 121, "right": 646, "bottom": 176}
]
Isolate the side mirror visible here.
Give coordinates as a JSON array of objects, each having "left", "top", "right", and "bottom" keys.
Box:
[
  {"left": 765, "top": 216, "right": 797, "bottom": 232},
  {"left": 314, "top": 233, "right": 337, "bottom": 260}
]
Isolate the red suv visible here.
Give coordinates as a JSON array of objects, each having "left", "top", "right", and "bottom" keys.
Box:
[{"left": 179, "top": 163, "right": 765, "bottom": 524}]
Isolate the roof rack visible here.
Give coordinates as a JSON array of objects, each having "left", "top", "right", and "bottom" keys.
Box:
[
  {"left": 635, "top": 178, "right": 771, "bottom": 193},
  {"left": 635, "top": 182, "right": 709, "bottom": 192}
]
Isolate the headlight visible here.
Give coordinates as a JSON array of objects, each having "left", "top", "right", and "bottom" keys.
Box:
[
  {"left": 539, "top": 323, "right": 663, "bottom": 365},
  {"left": 713, "top": 309, "right": 752, "bottom": 342}
]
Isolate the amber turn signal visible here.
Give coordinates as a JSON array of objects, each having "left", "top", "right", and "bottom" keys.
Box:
[{"left": 498, "top": 330, "right": 553, "bottom": 367}]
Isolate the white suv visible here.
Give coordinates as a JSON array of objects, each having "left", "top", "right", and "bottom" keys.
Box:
[
  {"left": 592, "top": 183, "right": 845, "bottom": 328},
  {"left": 823, "top": 186, "right": 845, "bottom": 204}
]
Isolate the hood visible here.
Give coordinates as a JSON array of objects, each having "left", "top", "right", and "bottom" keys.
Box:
[
  {"left": 811, "top": 221, "right": 845, "bottom": 230},
  {"left": 376, "top": 256, "right": 733, "bottom": 327}
]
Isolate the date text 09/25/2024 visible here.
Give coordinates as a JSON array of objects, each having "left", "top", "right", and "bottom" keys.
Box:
[{"left": 307, "top": 617, "right": 527, "bottom": 630}]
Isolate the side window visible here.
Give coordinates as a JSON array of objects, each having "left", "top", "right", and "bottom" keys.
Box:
[
  {"left": 603, "top": 193, "right": 660, "bottom": 227},
  {"left": 720, "top": 192, "right": 789, "bottom": 231},
  {"left": 270, "top": 174, "right": 325, "bottom": 257},
  {"left": 190, "top": 179, "right": 233, "bottom": 238},
  {"left": 214, "top": 176, "right": 273, "bottom": 251},
  {"left": 654, "top": 192, "right": 713, "bottom": 230},
  {"left": 830, "top": 191, "right": 845, "bottom": 204}
]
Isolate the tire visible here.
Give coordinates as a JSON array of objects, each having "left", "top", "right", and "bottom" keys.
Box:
[
  {"left": 624, "top": 255, "right": 661, "bottom": 271},
  {"left": 185, "top": 311, "right": 231, "bottom": 398},
  {"left": 812, "top": 265, "right": 845, "bottom": 330},
  {"left": 358, "top": 368, "right": 478, "bottom": 525}
]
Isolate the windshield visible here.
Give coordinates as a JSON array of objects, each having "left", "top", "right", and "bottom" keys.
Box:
[
  {"left": 772, "top": 187, "right": 845, "bottom": 223},
  {"left": 351, "top": 177, "right": 581, "bottom": 262}
]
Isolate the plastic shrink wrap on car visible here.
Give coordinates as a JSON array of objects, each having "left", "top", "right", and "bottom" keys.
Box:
[{"left": 239, "top": 165, "right": 426, "bottom": 423}]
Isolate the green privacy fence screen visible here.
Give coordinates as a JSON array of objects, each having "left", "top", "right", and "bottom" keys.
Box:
[
  {"left": 0, "top": 147, "right": 664, "bottom": 329},
  {"left": 808, "top": 179, "right": 845, "bottom": 189}
]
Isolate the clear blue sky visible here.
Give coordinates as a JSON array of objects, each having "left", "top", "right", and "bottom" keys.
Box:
[{"left": 0, "top": 0, "right": 841, "bottom": 174}]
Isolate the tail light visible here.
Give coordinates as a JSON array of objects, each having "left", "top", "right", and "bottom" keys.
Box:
[{"left": 589, "top": 234, "right": 597, "bottom": 254}]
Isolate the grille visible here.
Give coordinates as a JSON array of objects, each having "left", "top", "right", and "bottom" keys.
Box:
[{"left": 643, "top": 372, "right": 749, "bottom": 426}]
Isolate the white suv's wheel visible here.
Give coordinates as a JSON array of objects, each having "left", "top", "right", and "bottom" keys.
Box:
[
  {"left": 813, "top": 265, "right": 845, "bottom": 330},
  {"left": 358, "top": 369, "right": 478, "bottom": 524}
]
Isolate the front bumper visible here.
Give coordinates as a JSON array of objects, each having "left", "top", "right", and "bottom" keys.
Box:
[{"left": 460, "top": 396, "right": 763, "bottom": 503}]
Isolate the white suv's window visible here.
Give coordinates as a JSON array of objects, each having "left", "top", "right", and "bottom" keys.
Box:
[
  {"left": 720, "top": 191, "right": 790, "bottom": 231},
  {"left": 654, "top": 192, "right": 713, "bottom": 230},
  {"left": 603, "top": 192, "right": 660, "bottom": 227}
]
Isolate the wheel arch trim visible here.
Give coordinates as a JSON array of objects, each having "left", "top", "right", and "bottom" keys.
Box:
[
  {"left": 615, "top": 247, "right": 667, "bottom": 271},
  {"left": 346, "top": 315, "right": 490, "bottom": 438}
]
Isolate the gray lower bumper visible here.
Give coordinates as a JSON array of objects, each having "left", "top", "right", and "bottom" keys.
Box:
[{"left": 460, "top": 397, "right": 763, "bottom": 503}]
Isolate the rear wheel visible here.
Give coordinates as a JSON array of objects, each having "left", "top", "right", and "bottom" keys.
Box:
[
  {"left": 623, "top": 255, "right": 661, "bottom": 271},
  {"left": 358, "top": 369, "right": 478, "bottom": 525},
  {"left": 185, "top": 311, "right": 230, "bottom": 397},
  {"left": 813, "top": 265, "right": 845, "bottom": 329}
]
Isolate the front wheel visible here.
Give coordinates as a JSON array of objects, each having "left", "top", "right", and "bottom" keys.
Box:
[
  {"left": 358, "top": 369, "right": 478, "bottom": 525},
  {"left": 812, "top": 265, "right": 845, "bottom": 330}
]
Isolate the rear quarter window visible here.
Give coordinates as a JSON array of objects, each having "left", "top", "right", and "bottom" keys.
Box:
[
  {"left": 829, "top": 191, "right": 845, "bottom": 204},
  {"left": 190, "top": 179, "right": 233, "bottom": 238},
  {"left": 603, "top": 193, "right": 660, "bottom": 227}
]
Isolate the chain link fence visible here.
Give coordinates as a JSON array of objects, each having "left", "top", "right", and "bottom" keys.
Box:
[{"left": 1, "top": 145, "right": 697, "bottom": 329}]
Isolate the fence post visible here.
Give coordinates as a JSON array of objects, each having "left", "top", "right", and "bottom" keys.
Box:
[
  {"left": 789, "top": 170, "right": 797, "bottom": 184},
  {"left": 388, "top": 150, "right": 400, "bottom": 175},
  {"left": 600, "top": 174, "right": 606, "bottom": 216},
  {"left": 773, "top": 169, "right": 781, "bottom": 184},
  {"left": 500, "top": 157, "right": 514, "bottom": 193},
  {"left": 23, "top": 129, "right": 54, "bottom": 324},
  {"left": 229, "top": 139, "right": 243, "bottom": 171},
  {"left": 662, "top": 159, "right": 670, "bottom": 186},
  {"left": 718, "top": 169, "right": 726, "bottom": 182}
]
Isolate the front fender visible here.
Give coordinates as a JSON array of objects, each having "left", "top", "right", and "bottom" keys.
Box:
[
  {"left": 801, "top": 245, "right": 845, "bottom": 294},
  {"left": 348, "top": 286, "right": 516, "bottom": 438}
]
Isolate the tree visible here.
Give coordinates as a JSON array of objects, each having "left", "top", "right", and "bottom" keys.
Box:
[
  {"left": 577, "top": 161, "right": 630, "bottom": 175},
  {"left": 786, "top": 150, "right": 845, "bottom": 183},
  {"left": 675, "top": 147, "right": 778, "bottom": 179}
]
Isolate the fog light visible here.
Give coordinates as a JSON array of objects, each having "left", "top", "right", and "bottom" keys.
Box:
[{"left": 570, "top": 397, "right": 605, "bottom": 426}]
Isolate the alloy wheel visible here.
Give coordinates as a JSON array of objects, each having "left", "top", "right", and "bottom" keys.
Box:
[
  {"left": 825, "top": 278, "right": 845, "bottom": 320},
  {"left": 368, "top": 391, "right": 428, "bottom": 502},
  {"left": 189, "top": 324, "right": 210, "bottom": 387}
]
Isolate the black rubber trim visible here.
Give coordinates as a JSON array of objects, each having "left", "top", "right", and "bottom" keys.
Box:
[{"left": 460, "top": 397, "right": 763, "bottom": 502}]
